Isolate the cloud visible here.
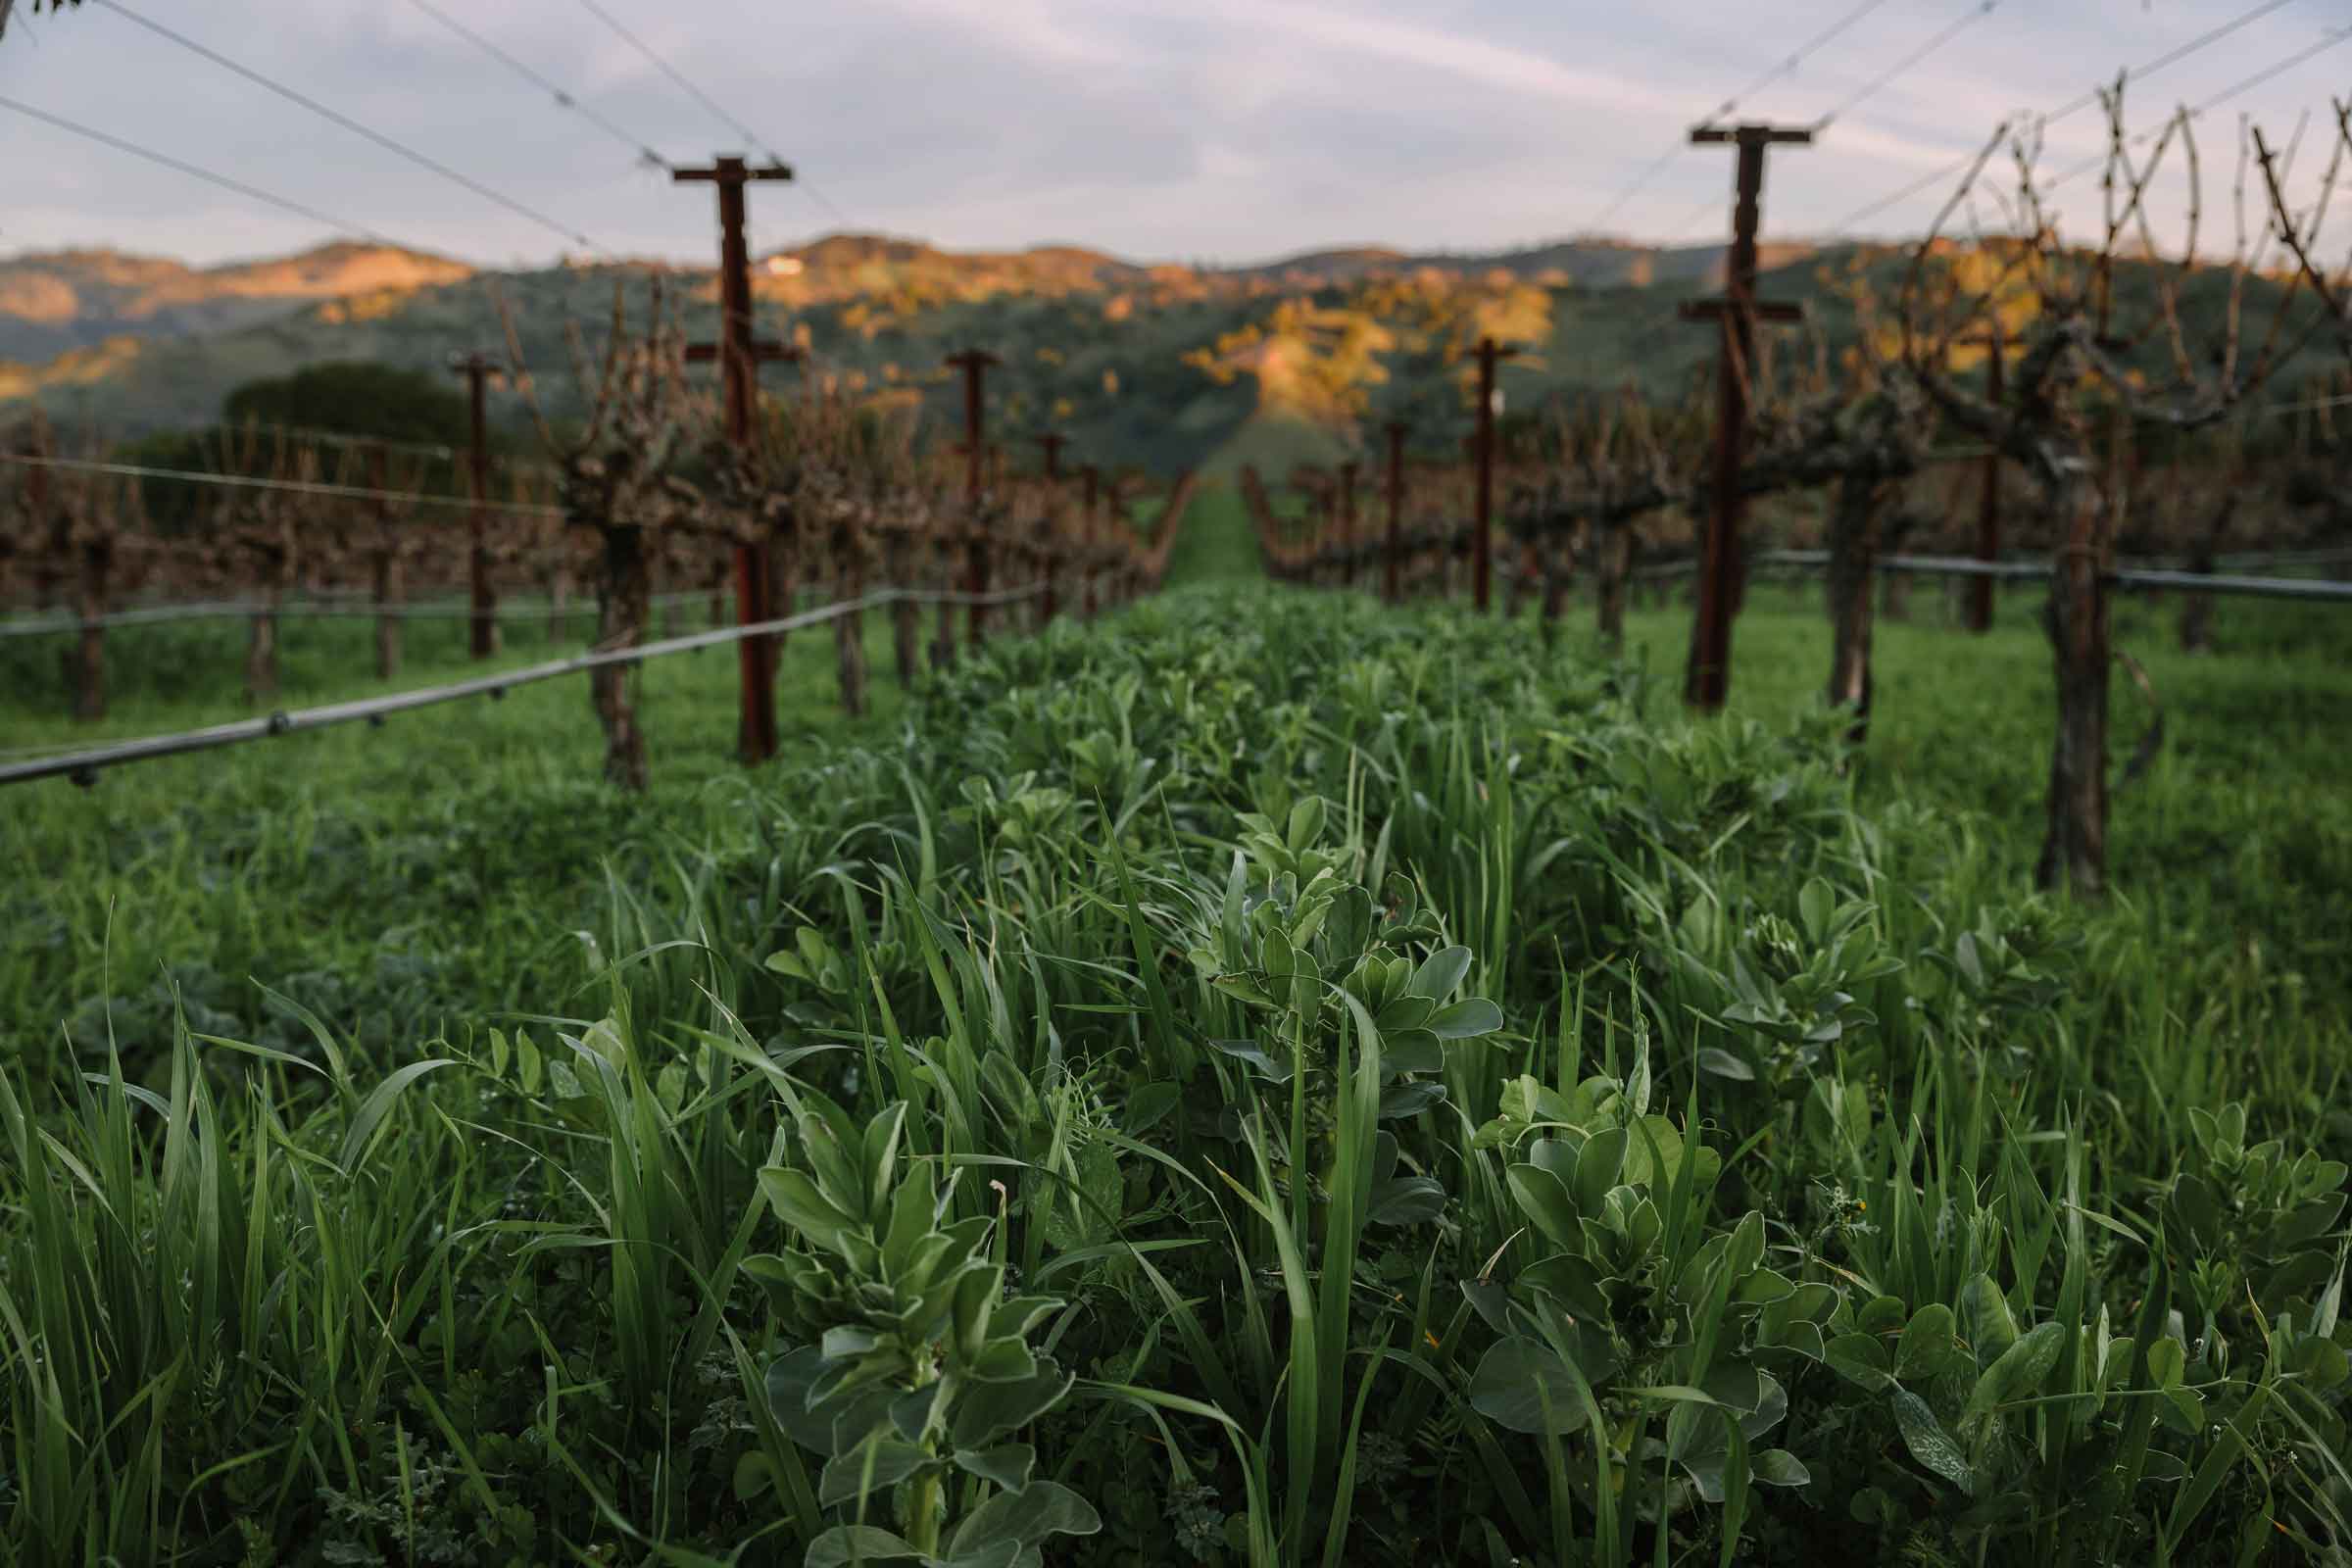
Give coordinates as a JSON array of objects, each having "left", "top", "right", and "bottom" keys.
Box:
[{"left": 0, "top": 0, "right": 2343, "bottom": 267}]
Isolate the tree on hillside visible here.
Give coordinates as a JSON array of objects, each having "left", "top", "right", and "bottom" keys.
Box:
[{"left": 222, "top": 362, "right": 477, "bottom": 451}]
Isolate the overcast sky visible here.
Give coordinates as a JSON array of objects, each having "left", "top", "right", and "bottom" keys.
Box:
[{"left": 1, "top": 0, "right": 2346, "bottom": 270}]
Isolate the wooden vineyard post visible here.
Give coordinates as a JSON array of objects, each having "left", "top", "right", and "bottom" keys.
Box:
[
  {"left": 367, "top": 445, "right": 403, "bottom": 680},
  {"left": 1472, "top": 337, "right": 1517, "bottom": 612},
  {"left": 2038, "top": 476, "right": 2112, "bottom": 896},
  {"left": 675, "top": 153, "right": 798, "bottom": 764},
  {"left": 59, "top": 464, "right": 112, "bottom": 722},
  {"left": 1036, "top": 430, "right": 1066, "bottom": 624},
  {"left": 1967, "top": 327, "right": 2004, "bottom": 633},
  {"left": 1080, "top": 465, "right": 1102, "bottom": 619},
  {"left": 947, "top": 349, "right": 1002, "bottom": 650},
  {"left": 1337, "top": 460, "right": 1359, "bottom": 589},
  {"left": 450, "top": 350, "right": 504, "bottom": 658},
  {"left": 1382, "top": 421, "right": 1405, "bottom": 604},
  {"left": 1679, "top": 122, "right": 1812, "bottom": 710},
  {"left": 72, "top": 521, "right": 109, "bottom": 722},
  {"left": 1594, "top": 523, "right": 1632, "bottom": 651}
]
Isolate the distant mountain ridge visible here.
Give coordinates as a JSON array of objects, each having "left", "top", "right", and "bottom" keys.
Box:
[
  {"left": 0, "top": 231, "right": 1811, "bottom": 365},
  {"left": 0, "top": 242, "right": 474, "bottom": 361}
]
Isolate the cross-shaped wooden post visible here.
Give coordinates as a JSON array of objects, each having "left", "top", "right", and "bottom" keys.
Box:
[
  {"left": 1472, "top": 337, "right": 1518, "bottom": 612},
  {"left": 448, "top": 350, "right": 506, "bottom": 659},
  {"left": 1679, "top": 122, "right": 1812, "bottom": 710},
  {"left": 946, "top": 348, "right": 1002, "bottom": 648},
  {"left": 1336, "top": 460, "right": 1359, "bottom": 589},
  {"left": 675, "top": 154, "right": 797, "bottom": 763},
  {"left": 1382, "top": 421, "right": 1406, "bottom": 605},
  {"left": 1036, "top": 431, "right": 1066, "bottom": 622},
  {"left": 1962, "top": 325, "right": 2005, "bottom": 633},
  {"left": 1079, "top": 464, "right": 1102, "bottom": 619}
]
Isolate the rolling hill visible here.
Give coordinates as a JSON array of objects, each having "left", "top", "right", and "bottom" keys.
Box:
[{"left": 1, "top": 230, "right": 2330, "bottom": 484}]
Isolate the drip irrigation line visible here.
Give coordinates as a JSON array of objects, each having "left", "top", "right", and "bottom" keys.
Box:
[
  {"left": 91, "top": 0, "right": 609, "bottom": 256},
  {"left": 0, "top": 582, "right": 1049, "bottom": 788},
  {"left": 0, "top": 93, "right": 403, "bottom": 246},
  {"left": 402, "top": 0, "right": 671, "bottom": 172}
]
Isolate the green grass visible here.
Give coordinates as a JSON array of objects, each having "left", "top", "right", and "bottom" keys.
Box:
[{"left": 1, "top": 576, "right": 2347, "bottom": 1567}]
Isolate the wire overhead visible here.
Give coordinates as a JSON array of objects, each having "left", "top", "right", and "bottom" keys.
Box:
[
  {"left": 1812, "top": 0, "right": 2001, "bottom": 130},
  {"left": 401, "top": 0, "right": 671, "bottom": 172},
  {"left": 2043, "top": 22, "right": 2352, "bottom": 191},
  {"left": 571, "top": 0, "right": 783, "bottom": 167},
  {"left": 564, "top": 0, "right": 859, "bottom": 233},
  {"left": 0, "top": 93, "right": 403, "bottom": 246},
  {"left": 1828, "top": 0, "right": 2313, "bottom": 231},
  {"left": 1582, "top": 0, "right": 1891, "bottom": 235},
  {"left": 1660, "top": 0, "right": 2007, "bottom": 245},
  {"left": 1703, "top": 0, "right": 1893, "bottom": 125},
  {"left": 91, "top": 0, "right": 609, "bottom": 256}
]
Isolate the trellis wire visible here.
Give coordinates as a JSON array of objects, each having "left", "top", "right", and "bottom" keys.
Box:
[
  {"left": 0, "top": 583, "right": 1046, "bottom": 788},
  {"left": 0, "top": 451, "right": 566, "bottom": 515},
  {"left": 1610, "top": 550, "right": 2352, "bottom": 601},
  {"left": 1, "top": 590, "right": 714, "bottom": 638}
]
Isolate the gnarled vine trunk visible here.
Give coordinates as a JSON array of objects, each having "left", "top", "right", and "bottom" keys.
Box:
[
  {"left": 72, "top": 538, "right": 109, "bottom": 721},
  {"left": 591, "top": 525, "right": 652, "bottom": 792},
  {"left": 2179, "top": 489, "right": 2237, "bottom": 653},
  {"left": 1539, "top": 545, "right": 1571, "bottom": 647},
  {"left": 1594, "top": 525, "right": 1633, "bottom": 651},
  {"left": 2036, "top": 477, "right": 2111, "bottom": 897},
  {"left": 1825, "top": 473, "right": 1892, "bottom": 743},
  {"left": 766, "top": 538, "right": 797, "bottom": 672},
  {"left": 373, "top": 549, "right": 402, "bottom": 680},
  {"left": 245, "top": 600, "right": 280, "bottom": 706},
  {"left": 890, "top": 537, "right": 922, "bottom": 689},
  {"left": 834, "top": 563, "right": 868, "bottom": 718}
]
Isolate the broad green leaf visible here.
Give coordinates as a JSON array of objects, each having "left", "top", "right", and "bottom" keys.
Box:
[
  {"left": 1696, "top": 1047, "right": 1755, "bottom": 1082},
  {"left": 1967, "top": 1320, "right": 2065, "bottom": 1417},
  {"left": 807, "top": 1526, "right": 922, "bottom": 1567},
  {"left": 1890, "top": 1389, "right": 1975, "bottom": 1494},
  {"left": 1469, "top": 1338, "right": 1592, "bottom": 1436},
  {"left": 1410, "top": 945, "right": 1473, "bottom": 1001},
  {"left": 1751, "top": 1447, "right": 1811, "bottom": 1487},
  {"left": 1507, "top": 1163, "right": 1583, "bottom": 1249},
  {"left": 1956, "top": 1274, "right": 2018, "bottom": 1365},
  {"left": 1521, "top": 1251, "right": 1613, "bottom": 1321},
  {"left": 950, "top": 1362, "right": 1073, "bottom": 1449},
  {"left": 1823, "top": 1333, "right": 1894, "bottom": 1393},
  {"left": 1367, "top": 1175, "right": 1447, "bottom": 1225},
  {"left": 1797, "top": 877, "right": 1836, "bottom": 946},
  {"left": 1735, "top": 1267, "right": 1796, "bottom": 1306},
  {"left": 1427, "top": 998, "right": 1503, "bottom": 1040},
  {"left": 759, "top": 1166, "right": 865, "bottom": 1256},
  {"left": 1898, "top": 1303, "right": 1965, "bottom": 1381},
  {"left": 946, "top": 1479, "right": 1103, "bottom": 1556},
  {"left": 817, "top": 1437, "right": 934, "bottom": 1507},
  {"left": 1574, "top": 1127, "right": 1628, "bottom": 1217},
  {"left": 954, "top": 1443, "right": 1037, "bottom": 1493}
]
